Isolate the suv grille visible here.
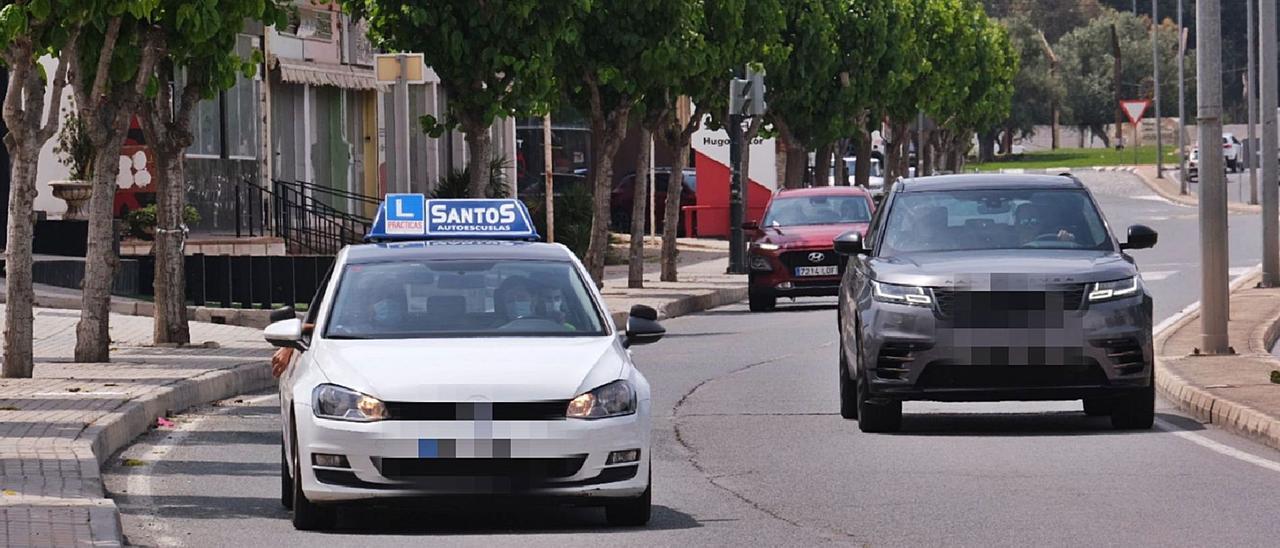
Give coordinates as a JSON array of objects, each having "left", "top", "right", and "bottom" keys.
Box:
[
  {"left": 932, "top": 285, "right": 1087, "bottom": 328},
  {"left": 779, "top": 249, "right": 839, "bottom": 269},
  {"left": 917, "top": 360, "right": 1107, "bottom": 389}
]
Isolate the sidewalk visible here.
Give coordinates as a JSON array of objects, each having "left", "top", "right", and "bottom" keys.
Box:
[
  {"left": 1156, "top": 269, "right": 1280, "bottom": 451},
  {"left": 1132, "top": 164, "right": 1263, "bottom": 214},
  {"left": 0, "top": 239, "right": 745, "bottom": 546}
]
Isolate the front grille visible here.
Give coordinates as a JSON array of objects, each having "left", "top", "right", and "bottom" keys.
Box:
[
  {"left": 376, "top": 456, "right": 587, "bottom": 479},
  {"left": 383, "top": 401, "right": 571, "bottom": 421},
  {"left": 779, "top": 249, "right": 839, "bottom": 269},
  {"left": 932, "top": 285, "right": 1087, "bottom": 328},
  {"left": 916, "top": 360, "right": 1107, "bottom": 389}
]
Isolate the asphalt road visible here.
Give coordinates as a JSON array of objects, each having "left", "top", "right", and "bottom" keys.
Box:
[{"left": 104, "top": 172, "right": 1280, "bottom": 546}]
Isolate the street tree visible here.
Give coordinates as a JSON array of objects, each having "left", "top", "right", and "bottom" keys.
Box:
[
  {"left": 869, "top": 0, "right": 927, "bottom": 186},
  {"left": 933, "top": 11, "right": 1018, "bottom": 170},
  {"left": 70, "top": 4, "right": 163, "bottom": 362},
  {"left": 992, "top": 15, "right": 1063, "bottom": 160},
  {"left": 0, "top": 0, "right": 78, "bottom": 378},
  {"left": 346, "top": 0, "right": 586, "bottom": 198},
  {"left": 556, "top": 0, "right": 691, "bottom": 284},
  {"left": 138, "top": 0, "right": 288, "bottom": 346}
]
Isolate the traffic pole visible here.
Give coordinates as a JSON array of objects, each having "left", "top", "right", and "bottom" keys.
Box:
[
  {"left": 394, "top": 54, "right": 411, "bottom": 194},
  {"left": 1178, "top": 0, "right": 1188, "bottom": 194},
  {"left": 1262, "top": 0, "right": 1280, "bottom": 286},
  {"left": 1248, "top": 0, "right": 1259, "bottom": 205},
  {"left": 1153, "top": 0, "right": 1163, "bottom": 178},
  {"left": 542, "top": 113, "right": 554, "bottom": 243},
  {"left": 727, "top": 114, "right": 747, "bottom": 274},
  {"left": 1198, "top": 0, "right": 1230, "bottom": 353}
]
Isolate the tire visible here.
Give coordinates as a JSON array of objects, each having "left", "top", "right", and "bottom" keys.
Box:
[
  {"left": 605, "top": 474, "right": 651, "bottom": 526},
  {"left": 748, "top": 290, "right": 776, "bottom": 312},
  {"left": 1082, "top": 398, "right": 1114, "bottom": 417},
  {"left": 856, "top": 371, "right": 902, "bottom": 433},
  {"left": 291, "top": 421, "right": 336, "bottom": 531},
  {"left": 1110, "top": 377, "right": 1155, "bottom": 430},
  {"left": 839, "top": 341, "right": 858, "bottom": 419},
  {"left": 281, "top": 444, "right": 294, "bottom": 510}
]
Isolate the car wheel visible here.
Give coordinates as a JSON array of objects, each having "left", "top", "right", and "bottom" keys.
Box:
[
  {"left": 748, "top": 290, "right": 776, "bottom": 312},
  {"left": 856, "top": 370, "right": 901, "bottom": 433},
  {"left": 291, "top": 421, "right": 336, "bottom": 530},
  {"left": 1110, "top": 375, "right": 1155, "bottom": 430},
  {"left": 605, "top": 470, "right": 651, "bottom": 526},
  {"left": 281, "top": 443, "right": 294, "bottom": 510},
  {"left": 839, "top": 340, "right": 858, "bottom": 420},
  {"left": 1082, "top": 398, "right": 1114, "bottom": 417}
]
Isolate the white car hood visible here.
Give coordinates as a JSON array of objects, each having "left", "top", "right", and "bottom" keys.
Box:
[{"left": 310, "top": 336, "right": 625, "bottom": 402}]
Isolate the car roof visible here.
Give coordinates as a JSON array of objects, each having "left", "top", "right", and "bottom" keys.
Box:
[
  {"left": 775, "top": 186, "right": 871, "bottom": 198},
  {"left": 895, "top": 173, "right": 1084, "bottom": 192},
  {"left": 344, "top": 240, "right": 575, "bottom": 264}
]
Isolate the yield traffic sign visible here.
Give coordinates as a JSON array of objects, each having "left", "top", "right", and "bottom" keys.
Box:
[{"left": 1120, "top": 99, "right": 1150, "bottom": 125}]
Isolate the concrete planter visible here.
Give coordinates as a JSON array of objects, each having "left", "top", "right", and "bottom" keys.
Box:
[{"left": 49, "top": 180, "right": 92, "bottom": 220}]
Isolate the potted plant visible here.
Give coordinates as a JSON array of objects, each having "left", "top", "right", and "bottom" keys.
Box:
[
  {"left": 125, "top": 204, "right": 201, "bottom": 241},
  {"left": 50, "top": 107, "right": 94, "bottom": 220}
]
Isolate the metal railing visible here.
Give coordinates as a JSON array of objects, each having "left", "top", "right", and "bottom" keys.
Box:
[{"left": 234, "top": 179, "right": 377, "bottom": 255}]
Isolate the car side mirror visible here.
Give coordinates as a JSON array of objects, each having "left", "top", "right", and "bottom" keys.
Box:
[
  {"left": 1120, "top": 224, "right": 1158, "bottom": 250},
  {"left": 264, "top": 318, "right": 306, "bottom": 350},
  {"left": 268, "top": 305, "right": 298, "bottom": 324},
  {"left": 742, "top": 220, "right": 760, "bottom": 230},
  {"left": 623, "top": 304, "right": 665, "bottom": 347},
  {"left": 833, "top": 230, "right": 867, "bottom": 256}
]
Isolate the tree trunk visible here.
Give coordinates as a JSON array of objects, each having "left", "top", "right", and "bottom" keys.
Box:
[
  {"left": 151, "top": 147, "right": 190, "bottom": 344},
  {"left": 463, "top": 122, "right": 492, "bottom": 198},
  {"left": 1090, "top": 124, "right": 1111, "bottom": 148},
  {"left": 833, "top": 138, "right": 849, "bottom": 185},
  {"left": 855, "top": 129, "right": 873, "bottom": 189},
  {"left": 920, "top": 127, "right": 933, "bottom": 176},
  {"left": 628, "top": 126, "right": 651, "bottom": 289},
  {"left": 978, "top": 131, "right": 998, "bottom": 163},
  {"left": 660, "top": 133, "right": 690, "bottom": 282},
  {"left": 582, "top": 105, "right": 629, "bottom": 285},
  {"left": 2, "top": 142, "right": 39, "bottom": 377},
  {"left": 813, "top": 143, "right": 833, "bottom": 186},
  {"left": 74, "top": 138, "right": 127, "bottom": 363},
  {"left": 1001, "top": 127, "right": 1014, "bottom": 156}
]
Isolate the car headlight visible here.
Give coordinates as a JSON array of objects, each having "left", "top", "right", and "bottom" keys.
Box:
[
  {"left": 566, "top": 380, "right": 636, "bottom": 419},
  {"left": 749, "top": 253, "right": 774, "bottom": 272},
  {"left": 872, "top": 280, "right": 933, "bottom": 306},
  {"left": 312, "top": 384, "right": 388, "bottom": 422},
  {"left": 1088, "top": 277, "right": 1140, "bottom": 301},
  {"left": 753, "top": 242, "right": 780, "bottom": 251}
]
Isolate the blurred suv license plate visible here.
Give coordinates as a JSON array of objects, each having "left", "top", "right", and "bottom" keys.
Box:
[{"left": 795, "top": 266, "right": 838, "bottom": 276}]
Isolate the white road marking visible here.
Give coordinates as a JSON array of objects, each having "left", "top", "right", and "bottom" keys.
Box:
[
  {"left": 1141, "top": 270, "right": 1178, "bottom": 281},
  {"left": 1131, "top": 195, "right": 1170, "bottom": 202},
  {"left": 1156, "top": 419, "right": 1280, "bottom": 474}
]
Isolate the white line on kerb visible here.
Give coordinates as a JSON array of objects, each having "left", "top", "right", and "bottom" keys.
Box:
[{"left": 1153, "top": 264, "right": 1280, "bottom": 474}]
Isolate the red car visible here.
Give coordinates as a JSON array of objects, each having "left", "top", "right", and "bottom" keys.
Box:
[
  {"left": 745, "top": 186, "right": 876, "bottom": 311},
  {"left": 610, "top": 168, "right": 697, "bottom": 234}
]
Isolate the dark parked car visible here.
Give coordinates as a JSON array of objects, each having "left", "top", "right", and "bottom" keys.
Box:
[
  {"left": 835, "top": 174, "right": 1158, "bottom": 433},
  {"left": 610, "top": 168, "right": 696, "bottom": 234}
]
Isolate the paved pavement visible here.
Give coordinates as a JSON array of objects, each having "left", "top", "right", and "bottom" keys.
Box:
[
  {"left": 97, "top": 171, "right": 1280, "bottom": 546},
  {"left": 0, "top": 239, "right": 743, "bottom": 546}
]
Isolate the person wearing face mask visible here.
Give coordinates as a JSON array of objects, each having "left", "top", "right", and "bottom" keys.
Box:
[{"left": 495, "top": 276, "right": 541, "bottom": 322}]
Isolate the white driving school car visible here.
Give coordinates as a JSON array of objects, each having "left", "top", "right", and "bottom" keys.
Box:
[{"left": 265, "top": 196, "right": 664, "bottom": 530}]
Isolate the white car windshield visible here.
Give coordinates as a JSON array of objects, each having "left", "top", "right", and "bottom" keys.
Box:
[{"left": 324, "top": 259, "right": 606, "bottom": 339}]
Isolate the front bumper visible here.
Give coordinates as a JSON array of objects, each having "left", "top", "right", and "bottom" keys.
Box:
[
  {"left": 294, "top": 407, "right": 651, "bottom": 503},
  {"left": 749, "top": 247, "right": 841, "bottom": 298},
  {"left": 857, "top": 294, "right": 1153, "bottom": 402}
]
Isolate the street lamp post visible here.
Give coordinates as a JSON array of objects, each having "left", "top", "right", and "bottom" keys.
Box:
[
  {"left": 1178, "top": 0, "right": 1188, "bottom": 194},
  {"left": 1249, "top": 0, "right": 1260, "bottom": 205},
  {"left": 1262, "top": 0, "right": 1280, "bottom": 287},
  {"left": 1197, "top": 0, "right": 1230, "bottom": 354}
]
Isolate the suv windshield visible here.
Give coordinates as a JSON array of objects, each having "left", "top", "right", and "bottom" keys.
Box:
[
  {"left": 324, "top": 259, "right": 606, "bottom": 339},
  {"left": 763, "top": 195, "right": 872, "bottom": 227},
  {"left": 879, "top": 188, "right": 1112, "bottom": 254}
]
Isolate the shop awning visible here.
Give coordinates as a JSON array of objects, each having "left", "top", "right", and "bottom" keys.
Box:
[{"left": 273, "top": 57, "right": 386, "bottom": 91}]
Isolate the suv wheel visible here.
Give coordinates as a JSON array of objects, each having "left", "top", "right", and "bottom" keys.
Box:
[
  {"left": 839, "top": 341, "right": 858, "bottom": 419},
  {"left": 856, "top": 371, "right": 902, "bottom": 433},
  {"left": 748, "top": 290, "right": 776, "bottom": 312},
  {"left": 1110, "top": 376, "right": 1155, "bottom": 430}
]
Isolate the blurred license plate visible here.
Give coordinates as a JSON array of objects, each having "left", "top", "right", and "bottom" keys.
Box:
[{"left": 795, "top": 266, "right": 837, "bottom": 276}]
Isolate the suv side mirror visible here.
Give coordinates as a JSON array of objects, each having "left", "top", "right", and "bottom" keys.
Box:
[
  {"left": 833, "top": 230, "right": 867, "bottom": 255},
  {"left": 623, "top": 304, "right": 665, "bottom": 347},
  {"left": 264, "top": 318, "right": 306, "bottom": 350},
  {"left": 1120, "top": 224, "right": 1158, "bottom": 250},
  {"left": 742, "top": 220, "right": 760, "bottom": 230}
]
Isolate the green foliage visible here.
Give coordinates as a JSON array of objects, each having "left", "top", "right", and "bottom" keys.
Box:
[
  {"left": 430, "top": 157, "right": 512, "bottom": 199},
  {"left": 124, "top": 203, "right": 200, "bottom": 240},
  {"left": 53, "top": 106, "right": 93, "bottom": 180},
  {"left": 1000, "top": 15, "right": 1064, "bottom": 138},
  {"left": 523, "top": 185, "right": 594, "bottom": 258},
  {"left": 347, "top": 0, "right": 586, "bottom": 136}
]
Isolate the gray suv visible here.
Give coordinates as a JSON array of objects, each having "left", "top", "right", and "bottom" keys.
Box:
[{"left": 834, "top": 175, "right": 1157, "bottom": 433}]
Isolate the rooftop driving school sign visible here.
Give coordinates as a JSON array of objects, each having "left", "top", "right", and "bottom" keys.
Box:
[{"left": 366, "top": 196, "right": 539, "bottom": 242}]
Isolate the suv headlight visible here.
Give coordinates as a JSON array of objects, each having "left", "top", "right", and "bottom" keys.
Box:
[
  {"left": 566, "top": 380, "right": 636, "bottom": 419},
  {"left": 1088, "top": 277, "right": 1140, "bottom": 301},
  {"left": 872, "top": 280, "right": 933, "bottom": 306},
  {"left": 312, "top": 384, "right": 388, "bottom": 422}
]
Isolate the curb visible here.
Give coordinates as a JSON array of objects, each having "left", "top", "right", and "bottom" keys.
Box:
[
  {"left": 609, "top": 285, "right": 748, "bottom": 328},
  {"left": 1129, "top": 165, "right": 1263, "bottom": 214},
  {"left": 67, "top": 358, "right": 274, "bottom": 546},
  {"left": 1153, "top": 266, "right": 1280, "bottom": 451},
  {"left": 1, "top": 291, "right": 282, "bottom": 329}
]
